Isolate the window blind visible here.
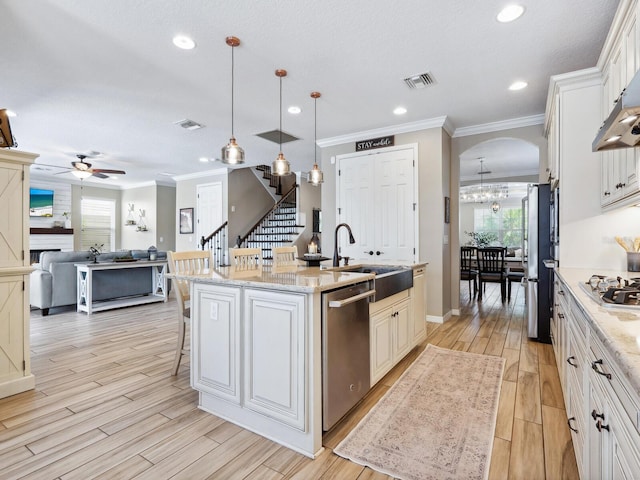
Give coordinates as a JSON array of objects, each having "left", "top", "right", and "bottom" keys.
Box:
[{"left": 81, "top": 198, "right": 115, "bottom": 252}]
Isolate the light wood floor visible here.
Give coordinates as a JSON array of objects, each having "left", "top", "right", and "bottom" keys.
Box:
[{"left": 0, "top": 283, "right": 578, "bottom": 479}]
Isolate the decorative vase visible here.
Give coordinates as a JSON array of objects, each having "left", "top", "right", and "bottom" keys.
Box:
[{"left": 64, "top": 219, "right": 71, "bottom": 228}]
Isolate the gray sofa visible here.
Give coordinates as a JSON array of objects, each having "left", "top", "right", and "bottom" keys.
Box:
[{"left": 30, "top": 250, "right": 168, "bottom": 316}]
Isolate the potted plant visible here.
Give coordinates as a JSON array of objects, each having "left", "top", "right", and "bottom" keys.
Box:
[{"left": 465, "top": 231, "right": 498, "bottom": 248}]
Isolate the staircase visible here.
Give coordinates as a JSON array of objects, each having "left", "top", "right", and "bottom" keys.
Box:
[{"left": 237, "top": 166, "right": 304, "bottom": 262}]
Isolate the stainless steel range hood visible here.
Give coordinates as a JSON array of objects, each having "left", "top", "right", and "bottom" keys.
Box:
[{"left": 593, "top": 70, "right": 640, "bottom": 152}]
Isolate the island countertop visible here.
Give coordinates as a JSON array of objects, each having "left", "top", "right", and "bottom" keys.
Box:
[{"left": 169, "top": 264, "right": 376, "bottom": 293}]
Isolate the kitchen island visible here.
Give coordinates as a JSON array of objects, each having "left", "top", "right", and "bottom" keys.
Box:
[{"left": 172, "top": 262, "right": 426, "bottom": 458}]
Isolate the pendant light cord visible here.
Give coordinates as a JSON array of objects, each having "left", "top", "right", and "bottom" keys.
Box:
[
  {"left": 231, "top": 45, "right": 235, "bottom": 137},
  {"left": 279, "top": 75, "right": 283, "bottom": 150},
  {"left": 314, "top": 96, "right": 317, "bottom": 165}
]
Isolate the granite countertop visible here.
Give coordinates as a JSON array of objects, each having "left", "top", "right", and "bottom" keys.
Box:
[
  {"left": 555, "top": 267, "right": 640, "bottom": 397},
  {"left": 170, "top": 264, "right": 376, "bottom": 293},
  {"left": 171, "top": 260, "right": 428, "bottom": 294}
]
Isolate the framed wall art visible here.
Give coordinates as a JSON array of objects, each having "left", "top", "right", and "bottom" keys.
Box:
[{"left": 179, "top": 207, "right": 194, "bottom": 234}]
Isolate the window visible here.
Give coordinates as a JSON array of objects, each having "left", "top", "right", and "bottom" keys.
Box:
[
  {"left": 473, "top": 206, "right": 522, "bottom": 247},
  {"left": 81, "top": 198, "right": 115, "bottom": 251}
]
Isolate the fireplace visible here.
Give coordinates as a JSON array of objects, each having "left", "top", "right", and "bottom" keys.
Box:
[{"left": 30, "top": 249, "right": 60, "bottom": 265}]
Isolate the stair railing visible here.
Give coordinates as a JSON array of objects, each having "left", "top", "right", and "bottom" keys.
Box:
[
  {"left": 200, "top": 220, "right": 228, "bottom": 267},
  {"left": 236, "top": 184, "right": 297, "bottom": 250}
]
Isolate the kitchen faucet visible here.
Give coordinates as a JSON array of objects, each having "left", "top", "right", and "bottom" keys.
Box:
[{"left": 333, "top": 223, "right": 356, "bottom": 267}]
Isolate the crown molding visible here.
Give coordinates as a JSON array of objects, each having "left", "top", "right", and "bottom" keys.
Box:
[
  {"left": 317, "top": 116, "right": 452, "bottom": 148},
  {"left": 452, "top": 114, "right": 545, "bottom": 138},
  {"left": 172, "top": 167, "right": 229, "bottom": 182}
]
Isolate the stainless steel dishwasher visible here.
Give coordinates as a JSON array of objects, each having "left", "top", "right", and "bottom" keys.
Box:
[{"left": 322, "top": 281, "right": 375, "bottom": 431}]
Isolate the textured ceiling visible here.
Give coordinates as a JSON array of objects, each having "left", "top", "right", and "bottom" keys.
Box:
[{"left": 2, "top": 0, "right": 619, "bottom": 186}]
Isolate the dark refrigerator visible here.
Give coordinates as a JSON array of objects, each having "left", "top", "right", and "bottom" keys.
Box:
[{"left": 523, "top": 183, "right": 552, "bottom": 343}]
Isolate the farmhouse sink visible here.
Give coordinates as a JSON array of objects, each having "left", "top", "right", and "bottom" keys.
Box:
[{"left": 340, "top": 264, "right": 413, "bottom": 302}]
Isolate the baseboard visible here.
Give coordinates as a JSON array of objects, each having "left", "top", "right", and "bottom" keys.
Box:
[
  {"left": 427, "top": 310, "right": 454, "bottom": 324},
  {"left": 451, "top": 308, "right": 460, "bottom": 316}
]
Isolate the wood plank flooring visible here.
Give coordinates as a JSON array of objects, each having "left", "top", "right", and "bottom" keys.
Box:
[{"left": 0, "top": 283, "right": 578, "bottom": 479}]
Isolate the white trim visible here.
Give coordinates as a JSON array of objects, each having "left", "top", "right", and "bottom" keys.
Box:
[
  {"left": 596, "top": 0, "right": 637, "bottom": 71},
  {"left": 459, "top": 168, "right": 540, "bottom": 183},
  {"left": 452, "top": 114, "right": 545, "bottom": 138},
  {"left": 427, "top": 310, "right": 454, "bottom": 324},
  {"left": 173, "top": 167, "right": 229, "bottom": 182},
  {"left": 544, "top": 67, "right": 602, "bottom": 134},
  {"left": 451, "top": 308, "right": 461, "bottom": 316},
  {"left": 317, "top": 116, "right": 451, "bottom": 148}
]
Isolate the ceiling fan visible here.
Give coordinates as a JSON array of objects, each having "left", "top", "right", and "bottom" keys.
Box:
[{"left": 68, "top": 154, "right": 126, "bottom": 179}]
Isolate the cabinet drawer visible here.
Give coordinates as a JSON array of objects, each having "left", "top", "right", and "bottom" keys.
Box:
[{"left": 589, "top": 332, "right": 640, "bottom": 435}]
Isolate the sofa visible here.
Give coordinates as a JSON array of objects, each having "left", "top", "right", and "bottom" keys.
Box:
[{"left": 30, "top": 249, "right": 168, "bottom": 316}]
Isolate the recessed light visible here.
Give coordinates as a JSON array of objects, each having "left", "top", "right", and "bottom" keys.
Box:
[
  {"left": 5, "top": 109, "right": 16, "bottom": 117},
  {"left": 199, "top": 157, "right": 209, "bottom": 163},
  {"left": 172, "top": 35, "right": 196, "bottom": 50},
  {"left": 288, "top": 106, "right": 301, "bottom": 114},
  {"left": 509, "top": 81, "right": 528, "bottom": 91},
  {"left": 110, "top": 176, "right": 118, "bottom": 180},
  {"left": 393, "top": 106, "right": 407, "bottom": 115},
  {"left": 497, "top": 5, "right": 525, "bottom": 23}
]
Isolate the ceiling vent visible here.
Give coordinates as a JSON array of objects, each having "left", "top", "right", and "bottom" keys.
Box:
[
  {"left": 174, "top": 119, "right": 204, "bottom": 130},
  {"left": 255, "top": 129, "right": 300, "bottom": 144},
  {"left": 403, "top": 72, "right": 436, "bottom": 89}
]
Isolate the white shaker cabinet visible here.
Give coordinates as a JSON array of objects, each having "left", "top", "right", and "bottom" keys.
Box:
[
  {"left": 411, "top": 266, "right": 427, "bottom": 344},
  {"left": 553, "top": 273, "right": 640, "bottom": 479},
  {"left": 243, "top": 288, "right": 306, "bottom": 431},
  {"left": 599, "top": 1, "right": 640, "bottom": 207},
  {"left": 369, "top": 290, "right": 411, "bottom": 386},
  {"left": 0, "top": 149, "right": 37, "bottom": 400},
  {"left": 191, "top": 283, "right": 241, "bottom": 405}
]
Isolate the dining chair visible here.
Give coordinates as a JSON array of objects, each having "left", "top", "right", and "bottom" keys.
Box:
[
  {"left": 272, "top": 246, "right": 299, "bottom": 267},
  {"left": 477, "top": 247, "right": 507, "bottom": 302},
  {"left": 167, "top": 250, "right": 212, "bottom": 376},
  {"left": 460, "top": 246, "right": 478, "bottom": 298},
  {"left": 507, "top": 266, "right": 525, "bottom": 302},
  {"left": 229, "top": 247, "right": 262, "bottom": 270}
]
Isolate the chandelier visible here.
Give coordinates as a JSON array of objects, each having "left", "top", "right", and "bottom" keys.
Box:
[{"left": 459, "top": 158, "right": 509, "bottom": 211}]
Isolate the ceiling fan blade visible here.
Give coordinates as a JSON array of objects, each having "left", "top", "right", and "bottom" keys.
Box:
[
  {"left": 91, "top": 172, "right": 109, "bottom": 179},
  {"left": 91, "top": 169, "right": 126, "bottom": 174}
]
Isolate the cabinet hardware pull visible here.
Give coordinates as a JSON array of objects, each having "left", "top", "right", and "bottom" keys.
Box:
[
  {"left": 591, "top": 359, "right": 612, "bottom": 380},
  {"left": 567, "top": 356, "right": 577, "bottom": 367},
  {"left": 567, "top": 417, "right": 578, "bottom": 433},
  {"left": 559, "top": 290, "right": 565, "bottom": 295},
  {"left": 596, "top": 420, "right": 610, "bottom": 433},
  {"left": 558, "top": 313, "right": 565, "bottom": 319},
  {"left": 591, "top": 409, "right": 604, "bottom": 421}
]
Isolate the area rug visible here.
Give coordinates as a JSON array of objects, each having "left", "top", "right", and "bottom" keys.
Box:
[{"left": 334, "top": 344, "right": 505, "bottom": 480}]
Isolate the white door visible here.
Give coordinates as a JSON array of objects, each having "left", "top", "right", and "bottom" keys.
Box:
[
  {"left": 337, "top": 146, "right": 416, "bottom": 262},
  {"left": 197, "top": 182, "right": 224, "bottom": 247}
]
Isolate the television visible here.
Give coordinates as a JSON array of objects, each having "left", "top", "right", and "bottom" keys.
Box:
[{"left": 29, "top": 188, "right": 54, "bottom": 217}]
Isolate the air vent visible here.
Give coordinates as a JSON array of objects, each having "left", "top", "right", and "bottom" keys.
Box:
[
  {"left": 174, "top": 119, "right": 204, "bottom": 130},
  {"left": 256, "top": 129, "right": 300, "bottom": 144},
  {"left": 403, "top": 72, "right": 436, "bottom": 89}
]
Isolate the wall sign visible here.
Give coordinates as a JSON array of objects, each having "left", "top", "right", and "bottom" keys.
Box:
[{"left": 355, "top": 135, "right": 394, "bottom": 152}]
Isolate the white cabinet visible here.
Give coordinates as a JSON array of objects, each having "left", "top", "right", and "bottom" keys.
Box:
[
  {"left": 553, "top": 275, "right": 640, "bottom": 479},
  {"left": 370, "top": 291, "right": 411, "bottom": 385},
  {"left": 600, "top": 1, "right": 640, "bottom": 207},
  {"left": 191, "top": 283, "right": 241, "bottom": 405},
  {"left": 0, "top": 149, "right": 37, "bottom": 399},
  {"left": 587, "top": 333, "right": 640, "bottom": 480},
  {"left": 411, "top": 266, "right": 426, "bottom": 344},
  {"left": 337, "top": 146, "right": 417, "bottom": 263},
  {"left": 243, "top": 288, "right": 306, "bottom": 431}
]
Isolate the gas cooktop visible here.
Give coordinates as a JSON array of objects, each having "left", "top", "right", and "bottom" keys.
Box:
[{"left": 579, "top": 275, "right": 640, "bottom": 309}]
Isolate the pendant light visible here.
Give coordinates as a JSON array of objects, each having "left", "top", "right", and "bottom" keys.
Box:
[
  {"left": 221, "top": 36, "right": 244, "bottom": 165},
  {"left": 307, "top": 91, "right": 324, "bottom": 186},
  {"left": 272, "top": 69, "right": 291, "bottom": 176}
]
